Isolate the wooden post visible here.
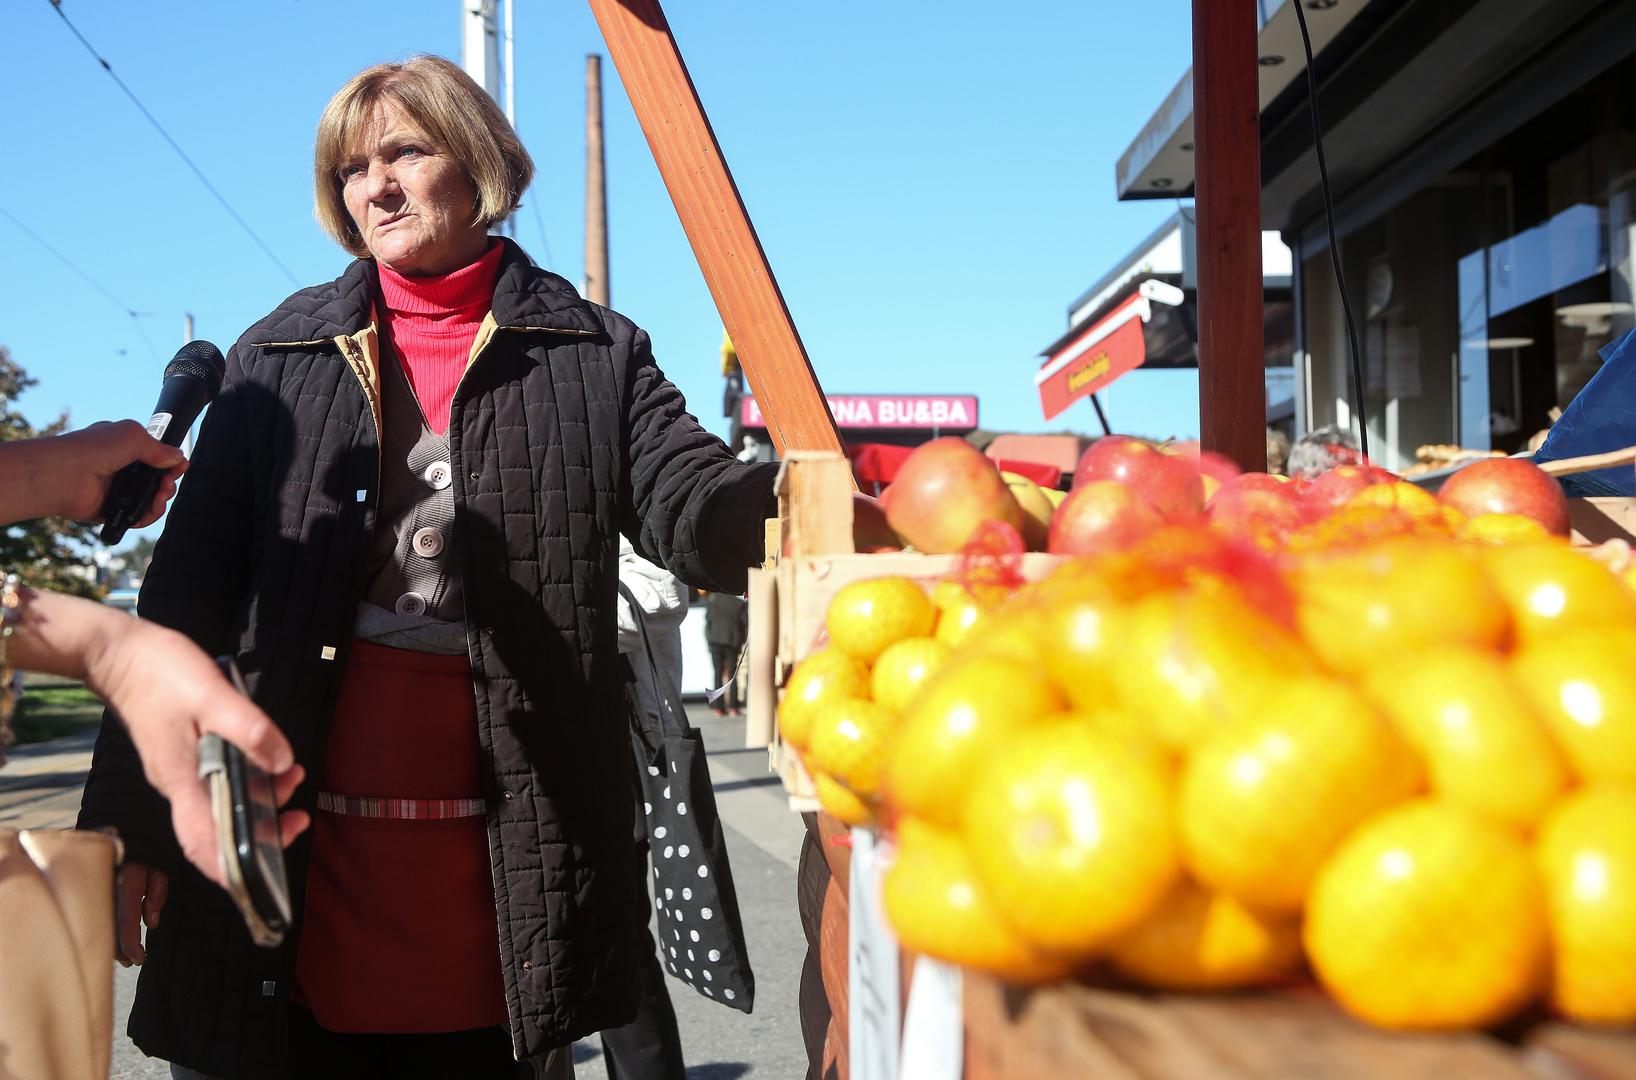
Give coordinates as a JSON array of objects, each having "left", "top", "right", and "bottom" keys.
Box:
[
  {"left": 1192, "top": 0, "right": 1266, "bottom": 473},
  {"left": 584, "top": 54, "right": 610, "bottom": 307},
  {"left": 586, "top": 0, "right": 843, "bottom": 456}
]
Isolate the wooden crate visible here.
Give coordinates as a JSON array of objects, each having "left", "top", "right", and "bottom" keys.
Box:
[
  {"left": 962, "top": 973, "right": 1636, "bottom": 1079},
  {"left": 750, "top": 452, "right": 1061, "bottom": 808},
  {"left": 1570, "top": 496, "right": 1636, "bottom": 546}
]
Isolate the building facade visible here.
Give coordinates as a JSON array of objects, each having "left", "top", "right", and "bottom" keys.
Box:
[{"left": 1119, "top": 0, "right": 1636, "bottom": 471}]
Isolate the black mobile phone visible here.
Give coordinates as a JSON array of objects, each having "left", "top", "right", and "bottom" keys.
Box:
[{"left": 197, "top": 657, "right": 291, "bottom": 947}]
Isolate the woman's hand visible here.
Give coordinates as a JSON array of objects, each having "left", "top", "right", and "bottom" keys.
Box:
[
  {"left": 83, "top": 615, "right": 310, "bottom": 888},
  {"left": 4, "top": 420, "right": 188, "bottom": 526},
  {"left": 115, "top": 861, "right": 167, "bottom": 967}
]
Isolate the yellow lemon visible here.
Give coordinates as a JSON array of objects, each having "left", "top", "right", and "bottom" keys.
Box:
[
  {"left": 1536, "top": 784, "right": 1636, "bottom": 1024},
  {"left": 1179, "top": 678, "right": 1414, "bottom": 912},
  {"left": 1107, "top": 879, "right": 1302, "bottom": 991},
  {"left": 1305, "top": 800, "right": 1548, "bottom": 1030},
  {"left": 1361, "top": 647, "right": 1566, "bottom": 831},
  {"left": 870, "top": 636, "right": 951, "bottom": 715},
  {"left": 825, "top": 576, "right": 935, "bottom": 665},
  {"left": 778, "top": 650, "right": 870, "bottom": 751},
  {"left": 964, "top": 725, "right": 1177, "bottom": 958},
  {"left": 886, "top": 654, "right": 1065, "bottom": 828}
]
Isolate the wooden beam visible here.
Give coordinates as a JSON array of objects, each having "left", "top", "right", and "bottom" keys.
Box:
[
  {"left": 1192, "top": 0, "right": 1267, "bottom": 473},
  {"left": 586, "top": 0, "right": 843, "bottom": 456}
]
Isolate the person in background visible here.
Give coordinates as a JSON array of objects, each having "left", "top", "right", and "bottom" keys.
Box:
[
  {"left": 78, "top": 54, "right": 777, "bottom": 1080},
  {"left": 0, "top": 421, "right": 306, "bottom": 917},
  {"left": 702, "top": 591, "right": 748, "bottom": 718},
  {"left": 608, "top": 536, "right": 688, "bottom": 1080},
  {"left": 1266, "top": 427, "right": 1292, "bottom": 476},
  {"left": 1287, "top": 424, "right": 1364, "bottom": 480}
]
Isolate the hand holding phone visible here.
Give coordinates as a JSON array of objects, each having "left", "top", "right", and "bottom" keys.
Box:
[{"left": 197, "top": 659, "right": 293, "bottom": 947}]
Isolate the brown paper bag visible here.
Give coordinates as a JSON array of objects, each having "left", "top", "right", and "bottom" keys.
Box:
[{"left": 0, "top": 829, "right": 120, "bottom": 1080}]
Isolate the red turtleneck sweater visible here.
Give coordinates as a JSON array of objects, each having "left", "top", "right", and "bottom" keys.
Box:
[{"left": 376, "top": 240, "right": 504, "bottom": 435}]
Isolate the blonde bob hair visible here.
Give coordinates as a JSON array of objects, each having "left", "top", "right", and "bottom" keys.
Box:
[{"left": 314, "top": 54, "right": 534, "bottom": 257}]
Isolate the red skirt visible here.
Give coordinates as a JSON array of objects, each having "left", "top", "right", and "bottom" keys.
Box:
[{"left": 294, "top": 641, "right": 507, "bottom": 1034}]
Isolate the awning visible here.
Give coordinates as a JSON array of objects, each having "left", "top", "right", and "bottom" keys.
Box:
[
  {"left": 992, "top": 458, "right": 1062, "bottom": 489},
  {"left": 984, "top": 433, "right": 1084, "bottom": 475},
  {"left": 847, "top": 442, "right": 916, "bottom": 489},
  {"left": 847, "top": 441, "right": 1063, "bottom": 493},
  {"left": 1036, "top": 282, "right": 1182, "bottom": 421}
]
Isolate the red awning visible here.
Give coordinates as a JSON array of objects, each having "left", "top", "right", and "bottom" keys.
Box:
[
  {"left": 1036, "top": 291, "right": 1152, "bottom": 421},
  {"left": 991, "top": 458, "right": 1062, "bottom": 489},
  {"left": 847, "top": 442, "right": 916, "bottom": 491},
  {"left": 847, "top": 442, "right": 1062, "bottom": 494}
]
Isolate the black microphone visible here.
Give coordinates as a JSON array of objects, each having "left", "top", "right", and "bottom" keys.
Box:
[{"left": 99, "top": 340, "right": 227, "bottom": 545}]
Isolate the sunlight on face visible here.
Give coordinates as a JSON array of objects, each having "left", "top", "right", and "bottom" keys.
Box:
[{"left": 338, "top": 99, "right": 488, "bottom": 276}]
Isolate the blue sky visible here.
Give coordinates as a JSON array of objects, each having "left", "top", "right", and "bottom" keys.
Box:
[{"left": 1, "top": 1, "right": 1196, "bottom": 542}]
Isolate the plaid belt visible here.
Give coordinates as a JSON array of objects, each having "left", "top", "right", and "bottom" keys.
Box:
[{"left": 316, "top": 792, "right": 488, "bottom": 820}]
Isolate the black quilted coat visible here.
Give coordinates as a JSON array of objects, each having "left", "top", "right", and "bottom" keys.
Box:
[{"left": 77, "top": 239, "right": 777, "bottom": 1078}]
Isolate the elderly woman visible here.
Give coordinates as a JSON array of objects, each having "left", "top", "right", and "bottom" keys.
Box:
[{"left": 79, "top": 54, "right": 776, "bottom": 1079}]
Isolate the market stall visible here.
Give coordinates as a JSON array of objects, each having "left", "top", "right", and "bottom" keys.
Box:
[{"left": 585, "top": 0, "right": 1636, "bottom": 1076}]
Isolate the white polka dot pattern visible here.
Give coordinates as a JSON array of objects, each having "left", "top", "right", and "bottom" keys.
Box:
[{"left": 634, "top": 707, "right": 749, "bottom": 1011}]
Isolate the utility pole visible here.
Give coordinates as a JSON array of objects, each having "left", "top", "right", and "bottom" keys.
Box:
[
  {"left": 461, "top": 0, "right": 512, "bottom": 236},
  {"left": 584, "top": 54, "right": 609, "bottom": 307}
]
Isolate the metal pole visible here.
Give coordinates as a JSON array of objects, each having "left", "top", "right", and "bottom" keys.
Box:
[
  {"left": 1090, "top": 394, "right": 1113, "bottom": 436},
  {"left": 584, "top": 55, "right": 609, "bottom": 306},
  {"left": 503, "top": 0, "right": 516, "bottom": 129},
  {"left": 1192, "top": 0, "right": 1266, "bottom": 473}
]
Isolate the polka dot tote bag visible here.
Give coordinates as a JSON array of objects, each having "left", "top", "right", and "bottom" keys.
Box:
[{"left": 620, "top": 585, "right": 756, "bottom": 1013}]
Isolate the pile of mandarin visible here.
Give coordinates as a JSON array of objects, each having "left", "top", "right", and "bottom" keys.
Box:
[{"left": 779, "top": 442, "right": 1636, "bottom": 1032}]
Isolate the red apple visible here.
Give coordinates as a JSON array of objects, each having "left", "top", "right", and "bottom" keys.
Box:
[
  {"left": 1206, "top": 471, "right": 1297, "bottom": 505},
  {"left": 1167, "top": 440, "right": 1244, "bottom": 485},
  {"left": 1302, "top": 464, "right": 1395, "bottom": 520},
  {"left": 1208, "top": 476, "right": 1306, "bottom": 551},
  {"left": 1047, "top": 480, "right": 1165, "bottom": 555},
  {"left": 852, "top": 492, "right": 901, "bottom": 552},
  {"left": 884, "top": 437, "right": 1026, "bottom": 554},
  {"left": 1437, "top": 458, "right": 1571, "bottom": 537},
  {"left": 1073, "top": 437, "right": 1205, "bottom": 520}
]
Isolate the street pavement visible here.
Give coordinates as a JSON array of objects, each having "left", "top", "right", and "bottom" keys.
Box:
[{"left": 0, "top": 706, "right": 808, "bottom": 1080}]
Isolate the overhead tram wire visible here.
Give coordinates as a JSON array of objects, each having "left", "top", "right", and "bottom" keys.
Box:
[
  {"left": 527, "top": 198, "right": 557, "bottom": 271},
  {"left": 46, "top": 0, "right": 300, "bottom": 288},
  {"left": 0, "top": 205, "right": 162, "bottom": 363}
]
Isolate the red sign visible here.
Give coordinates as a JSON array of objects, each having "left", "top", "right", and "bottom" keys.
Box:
[
  {"left": 740, "top": 394, "right": 978, "bottom": 432},
  {"left": 1037, "top": 293, "right": 1150, "bottom": 421}
]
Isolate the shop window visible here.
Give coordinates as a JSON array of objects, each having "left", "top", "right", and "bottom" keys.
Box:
[{"left": 1300, "top": 64, "right": 1636, "bottom": 467}]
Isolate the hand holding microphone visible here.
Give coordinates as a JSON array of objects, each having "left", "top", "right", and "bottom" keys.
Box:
[{"left": 97, "top": 340, "right": 226, "bottom": 543}]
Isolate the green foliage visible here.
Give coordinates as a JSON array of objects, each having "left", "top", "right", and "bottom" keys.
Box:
[
  {"left": 123, "top": 534, "right": 159, "bottom": 576},
  {"left": 0, "top": 345, "right": 104, "bottom": 598},
  {"left": 10, "top": 678, "right": 105, "bottom": 745}
]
